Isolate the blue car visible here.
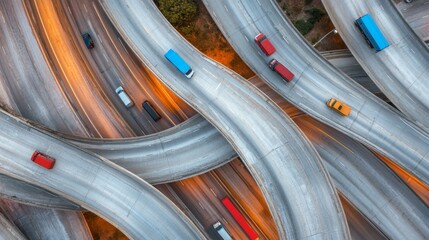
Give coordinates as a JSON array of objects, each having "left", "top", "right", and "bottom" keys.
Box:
[{"left": 82, "top": 33, "right": 94, "bottom": 49}]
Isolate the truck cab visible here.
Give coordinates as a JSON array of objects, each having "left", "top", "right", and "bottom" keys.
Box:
[
  {"left": 210, "top": 221, "right": 232, "bottom": 240},
  {"left": 269, "top": 59, "right": 294, "bottom": 82},
  {"left": 254, "top": 33, "right": 276, "bottom": 56}
]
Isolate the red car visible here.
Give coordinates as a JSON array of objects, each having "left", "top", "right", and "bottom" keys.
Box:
[
  {"left": 31, "top": 151, "right": 56, "bottom": 169},
  {"left": 254, "top": 33, "right": 276, "bottom": 56},
  {"left": 269, "top": 59, "right": 294, "bottom": 82}
]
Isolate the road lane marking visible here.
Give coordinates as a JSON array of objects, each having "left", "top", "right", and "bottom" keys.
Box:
[
  {"left": 244, "top": 35, "right": 249, "bottom": 42},
  {"left": 215, "top": 82, "right": 222, "bottom": 92},
  {"left": 282, "top": 35, "right": 289, "bottom": 44},
  {"left": 210, "top": 188, "right": 217, "bottom": 197},
  {"left": 97, "top": 33, "right": 103, "bottom": 44},
  {"left": 103, "top": 53, "right": 109, "bottom": 63},
  {"left": 204, "top": 67, "right": 217, "bottom": 79}
]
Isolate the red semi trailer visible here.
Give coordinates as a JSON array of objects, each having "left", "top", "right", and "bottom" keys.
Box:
[
  {"left": 269, "top": 59, "right": 294, "bottom": 82},
  {"left": 221, "top": 196, "right": 259, "bottom": 240}
]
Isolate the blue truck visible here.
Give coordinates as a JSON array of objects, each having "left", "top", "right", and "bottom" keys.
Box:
[
  {"left": 164, "top": 49, "right": 194, "bottom": 78},
  {"left": 355, "top": 14, "right": 389, "bottom": 52}
]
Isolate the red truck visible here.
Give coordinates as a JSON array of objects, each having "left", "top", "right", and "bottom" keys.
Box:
[
  {"left": 31, "top": 151, "right": 56, "bottom": 169},
  {"left": 269, "top": 59, "right": 294, "bottom": 82},
  {"left": 254, "top": 33, "right": 276, "bottom": 56}
]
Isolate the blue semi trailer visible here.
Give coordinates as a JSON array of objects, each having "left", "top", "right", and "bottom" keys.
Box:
[
  {"left": 164, "top": 49, "right": 194, "bottom": 78},
  {"left": 355, "top": 14, "right": 389, "bottom": 52}
]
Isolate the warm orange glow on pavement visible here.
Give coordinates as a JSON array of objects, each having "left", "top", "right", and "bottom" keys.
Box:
[
  {"left": 26, "top": 0, "right": 133, "bottom": 138},
  {"left": 374, "top": 151, "right": 429, "bottom": 205}
]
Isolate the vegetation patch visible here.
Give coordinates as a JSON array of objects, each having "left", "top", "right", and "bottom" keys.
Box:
[
  {"left": 294, "top": 8, "right": 325, "bottom": 35},
  {"left": 294, "top": 20, "right": 313, "bottom": 35},
  {"left": 157, "top": 0, "right": 198, "bottom": 34}
]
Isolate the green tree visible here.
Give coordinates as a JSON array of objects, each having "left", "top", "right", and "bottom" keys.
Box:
[
  {"left": 305, "top": 8, "right": 325, "bottom": 24},
  {"left": 305, "top": 0, "right": 313, "bottom": 5},
  {"left": 158, "top": 0, "right": 198, "bottom": 27}
]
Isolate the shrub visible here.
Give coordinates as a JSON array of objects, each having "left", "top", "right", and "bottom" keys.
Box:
[
  {"left": 305, "top": 8, "right": 325, "bottom": 24},
  {"left": 294, "top": 20, "right": 313, "bottom": 35},
  {"left": 305, "top": 0, "right": 313, "bottom": 5}
]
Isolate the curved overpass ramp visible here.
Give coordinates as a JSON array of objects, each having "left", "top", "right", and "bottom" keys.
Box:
[
  {"left": 6, "top": 110, "right": 428, "bottom": 238},
  {"left": 0, "top": 200, "right": 92, "bottom": 240},
  {"left": 322, "top": 0, "right": 429, "bottom": 132},
  {"left": 396, "top": 0, "right": 429, "bottom": 42},
  {"left": 0, "top": 212, "right": 26, "bottom": 240},
  {"left": 295, "top": 116, "right": 429, "bottom": 239},
  {"left": 202, "top": 0, "right": 429, "bottom": 187},
  {"left": 0, "top": 108, "right": 203, "bottom": 239},
  {"left": 99, "top": 0, "right": 350, "bottom": 239},
  {"left": 0, "top": 173, "right": 82, "bottom": 210},
  {"left": 0, "top": 49, "right": 388, "bottom": 202}
]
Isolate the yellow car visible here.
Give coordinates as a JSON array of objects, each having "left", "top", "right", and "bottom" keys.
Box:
[{"left": 327, "top": 98, "right": 351, "bottom": 116}]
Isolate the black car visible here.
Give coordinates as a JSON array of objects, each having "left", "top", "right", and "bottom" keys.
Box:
[
  {"left": 143, "top": 100, "right": 161, "bottom": 121},
  {"left": 82, "top": 33, "right": 94, "bottom": 49}
]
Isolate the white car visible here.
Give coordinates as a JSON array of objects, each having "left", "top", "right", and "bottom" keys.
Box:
[{"left": 115, "top": 86, "right": 134, "bottom": 108}]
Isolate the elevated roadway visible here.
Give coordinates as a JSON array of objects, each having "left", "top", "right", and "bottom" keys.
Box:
[
  {"left": 99, "top": 0, "right": 350, "bottom": 239},
  {"left": 0, "top": 200, "right": 92, "bottom": 240},
  {"left": 395, "top": 0, "right": 429, "bottom": 42},
  {"left": 322, "top": 0, "right": 429, "bottom": 132},
  {"left": 295, "top": 116, "right": 429, "bottom": 239},
  {"left": 202, "top": 0, "right": 429, "bottom": 188},
  {"left": 0, "top": 49, "right": 387, "bottom": 204},
  {"left": 0, "top": 212, "right": 26, "bottom": 240},
  {"left": 0, "top": 174, "right": 81, "bottom": 210},
  {"left": 3, "top": 28, "right": 424, "bottom": 234},
  {"left": 0, "top": 108, "right": 203, "bottom": 239},
  {"left": 6, "top": 106, "right": 428, "bottom": 238},
  {"left": 1, "top": 0, "right": 426, "bottom": 236}
]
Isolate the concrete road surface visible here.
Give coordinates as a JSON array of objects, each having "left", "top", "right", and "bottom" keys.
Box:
[
  {"left": 0, "top": 212, "right": 26, "bottom": 240},
  {"left": 396, "top": 0, "right": 429, "bottom": 42},
  {"left": 0, "top": 174, "right": 81, "bottom": 210},
  {"left": 0, "top": 108, "right": 204, "bottom": 239},
  {"left": 100, "top": 0, "right": 351, "bottom": 239},
  {"left": 296, "top": 116, "right": 429, "bottom": 239},
  {"left": 202, "top": 0, "right": 429, "bottom": 188},
  {"left": 322, "top": 0, "right": 429, "bottom": 132},
  {"left": 0, "top": 200, "right": 92, "bottom": 240},
  {"left": 0, "top": 50, "right": 390, "bottom": 209}
]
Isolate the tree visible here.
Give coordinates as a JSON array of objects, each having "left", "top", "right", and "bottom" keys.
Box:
[{"left": 158, "top": 0, "right": 198, "bottom": 27}]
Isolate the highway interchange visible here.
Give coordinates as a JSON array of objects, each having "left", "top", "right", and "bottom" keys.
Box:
[{"left": 0, "top": 0, "right": 428, "bottom": 239}]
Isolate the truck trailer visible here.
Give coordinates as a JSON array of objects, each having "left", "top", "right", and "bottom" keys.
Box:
[{"left": 164, "top": 49, "right": 194, "bottom": 78}]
